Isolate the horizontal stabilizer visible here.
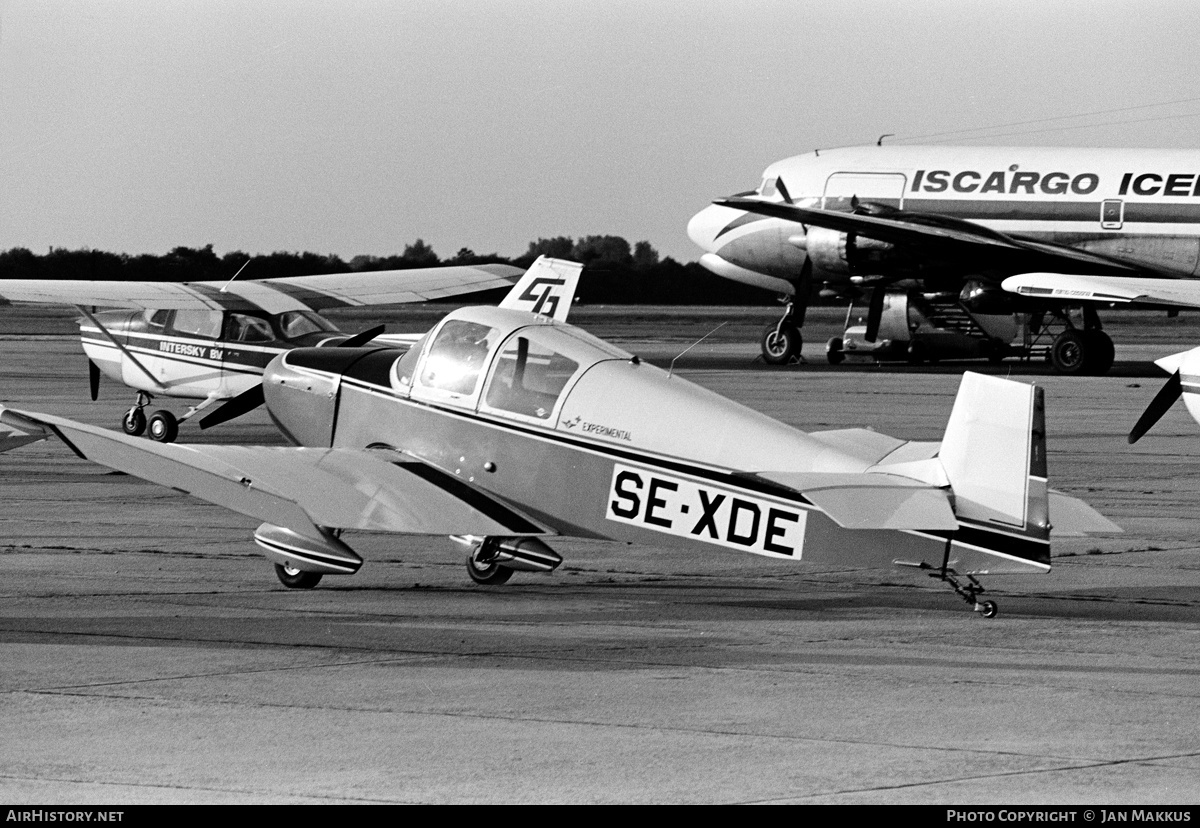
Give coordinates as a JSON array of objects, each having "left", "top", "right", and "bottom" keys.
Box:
[
  {"left": 749, "top": 471, "right": 957, "bottom": 530},
  {"left": 0, "top": 406, "right": 549, "bottom": 540},
  {"left": 1048, "top": 491, "right": 1123, "bottom": 537}
]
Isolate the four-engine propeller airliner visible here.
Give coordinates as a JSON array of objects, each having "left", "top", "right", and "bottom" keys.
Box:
[
  {"left": 0, "top": 257, "right": 580, "bottom": 442},
  {"left": 688, "top": 145, "right": 1200, "bottom": 374},
  {"left": 0, "top": 301, "right": 1116, "bottom": 617}
]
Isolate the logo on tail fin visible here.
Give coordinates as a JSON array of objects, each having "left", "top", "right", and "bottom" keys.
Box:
[{"left": 518, "top": 276, "right": 567, "bottom": 318}]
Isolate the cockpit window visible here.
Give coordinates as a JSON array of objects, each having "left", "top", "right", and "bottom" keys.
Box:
[
  {"left": 483, "top": 334, "right": 580, "bottom": 420},
  {"left": 759, "top": 177, "right": 778, "bottom": 198},
  {"left": 227, "top": 313, "right": 275, "bottom": 343},
  {"left": 417, "top": 320, "right": 497, "bottom": 396},
  {"left": 277, "top": 311, "right": 336, "bottom": 340},
  {"left": 145, "top": 309, "right": 170, "bottom": 329}
]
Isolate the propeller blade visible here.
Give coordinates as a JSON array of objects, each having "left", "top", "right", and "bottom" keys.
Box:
[
  {"left": 1129, "top": 370, "right": 1182, "bottom": 444},
  {"left": 199, "top": 385, "right": 265, "bottom": 430},
  {"left": 88, "top": 360, "right": 100, "bottom": 402},
  {"left": 864, "top": 286, "right": 886, "bottom": 343},
  {"left": 339, "top": 324, "right": 385, "bottom": 349}
]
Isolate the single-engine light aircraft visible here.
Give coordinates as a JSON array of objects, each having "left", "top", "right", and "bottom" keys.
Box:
[
  {"left": 688, "top": 145, "right": 1200, "bottom": 374},
  {"left": 0, "top": 257, "right": 580, "bottom": 442},
  {"left": 0, "top": 304, "right": 1116, "bottom": 617}
]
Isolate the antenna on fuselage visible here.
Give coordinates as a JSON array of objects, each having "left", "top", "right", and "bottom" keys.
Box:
[
  {"left": 219, "top": 259, "right": 252, "bottom": 294},
  {"left": 877, "top": 134, "right": 894, "bottom": 146},
  {"left": 667, "top": 322, "right": 727, "bottom": 378}
]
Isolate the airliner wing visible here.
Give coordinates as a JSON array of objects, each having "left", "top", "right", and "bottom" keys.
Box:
[
  {"left": 0, "top": 263, "right": 521, "bottom": 314},
  {"left": 717, "top": 197, "right": 1150, "bottom": 276},
  {"left": 0, "top": 407, "right": 549, "bottom": 541},
  {"left": 1002, "top": 272, "right": 1200, "bottom": 309}
]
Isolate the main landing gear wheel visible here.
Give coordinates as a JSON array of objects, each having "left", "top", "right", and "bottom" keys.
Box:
[
  {"left": 762, "top": 323, "right": 802, "bottom": 365},
  {"left": 274, "top": 562, "right": 323, "bottom": 589},
  {"left": 147, "top": 410, "right": 179, "bottom": 443},
  {"left": 466, "top": 553, "right": 514, "bottom": 585},
  {"left": 122, "top": 407, "right": 146, "bottom": 436},
  {"left": 977, "top": 600, "right": 999, "bottom": 619},
  {"left": 1050, "top": 329, "right": 1114, "bottom": 376},
  {"left": 825, "top": 337, "right": 844, "bottom": 365}
]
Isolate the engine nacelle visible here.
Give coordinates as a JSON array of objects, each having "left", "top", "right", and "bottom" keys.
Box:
[
  {"left": 959, "top": 280, "right": 1026, "bottom": 314},
  {"left": 794, "top": 227, "right": 905, "bottom": 277}
]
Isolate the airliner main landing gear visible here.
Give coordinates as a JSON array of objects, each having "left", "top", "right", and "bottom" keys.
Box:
[{"left": 1037, "top": 306, "right": 1115, "bottom": 376}]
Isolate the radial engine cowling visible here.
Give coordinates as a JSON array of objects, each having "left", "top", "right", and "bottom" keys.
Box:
[{"left": 793, "top": 226, "right": 903, "bottom": 276}]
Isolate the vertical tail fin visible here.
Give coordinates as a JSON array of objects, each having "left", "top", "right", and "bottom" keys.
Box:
[
  {"left": 498, "top": 256, "right": 582, "bottom": 322},
  {"left": 937, "top": 372, "right": 1051, "bottom": 572}
]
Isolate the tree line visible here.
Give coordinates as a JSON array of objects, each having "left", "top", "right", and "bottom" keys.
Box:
[{"left": 0, "top": 236, "right": 776, "bottom": 305}]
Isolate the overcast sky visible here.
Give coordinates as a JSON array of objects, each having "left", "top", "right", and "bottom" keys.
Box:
[{"left": 2, "top": 0, "right": 1198, "bottom": 264}]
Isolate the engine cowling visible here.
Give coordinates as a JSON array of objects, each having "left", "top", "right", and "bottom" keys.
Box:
[
  {"left": 959, "top": 280, "right": 1027, "bottom": 314},
  {"left": 792, "top": 227, "right": 907, "bottom": 277}
]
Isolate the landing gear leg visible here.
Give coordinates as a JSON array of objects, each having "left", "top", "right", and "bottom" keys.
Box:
[
  {"left": 761, "top": 299, "right": 806, "bottom": 365},
  {"left": 913, "top": 561, "right": 998, "bottom": 617},
  {"left": 121, "top": 391, "right": 152, "bottom": 436}
]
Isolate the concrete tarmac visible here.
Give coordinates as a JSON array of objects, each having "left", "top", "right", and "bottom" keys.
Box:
[{"left": 1, "top": 309, "right": 1199, "bottom": 804}]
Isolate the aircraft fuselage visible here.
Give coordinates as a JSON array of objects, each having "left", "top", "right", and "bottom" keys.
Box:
[{"left": 689, "top": 145, "right": 1200, "bottom": 293}]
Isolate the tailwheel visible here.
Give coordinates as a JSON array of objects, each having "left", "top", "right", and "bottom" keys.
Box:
[
  {"left": 466, "top": 541, "right": 514, "bottom": 585},
  {"left": 910, "top": 562, "right": 998, "bottom": 618},
  {"left": 274, "top": 562, "right": 323, "bottom": 589},
  {"left": 147, "top": 410, "right": 179, "bottom": 443},
  {"left": 762, "top": 322, "right": 802, "bottom": 365},
  {"left": 121, "top": 406, "right": 147, "bottom": 436}
]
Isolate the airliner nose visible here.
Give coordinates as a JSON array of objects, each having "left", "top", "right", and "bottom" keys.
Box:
[{"left": 687, "top": 204, "right": 732, "bottom": 253}]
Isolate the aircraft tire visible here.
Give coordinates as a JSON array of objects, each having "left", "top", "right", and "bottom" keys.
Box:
[
  {"left": 1083, "top": 330, "right": 1115, "bottom": 376},
  {"left": 274, "top": 562, "right": 323, "bottom": 589},
  {"left": 1049, "top": 330, "right": 1089, "bottom": 375},
  {"left": 762, "top": 323, "right": 801, "bottom": 365},
  {"left": 979, "top": 600, "right": 998, "bottom": 619},
  {"left": 122, "top": 407, "right": 146, "bottom": 437},
  {"left": 147, "top": 410, "right": 179, "bottom": 443},
  {"left": 825, "top": 337, "right": 845, "bottom": 365},
  {"left": 466, "top": 554, "right": 514, "bottom": 585}
]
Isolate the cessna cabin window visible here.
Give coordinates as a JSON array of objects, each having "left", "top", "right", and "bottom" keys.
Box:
[
  {"left": 417, "top": 320, "right": 498, "bottom": 397},
  {"left": 277, "top": 311, "right": 335, "bottom": 340},
  {"left": 227, "top": 313, "right": 275, "bottom": 343},
  {"left": 170, "top": 309, "right": 223, "bottom": 340},
  {"left": 482, "top": 329, "right": 582, "bottom": 421}
]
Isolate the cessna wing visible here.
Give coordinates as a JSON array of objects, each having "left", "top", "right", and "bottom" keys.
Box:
[
  {"left": 0, "top": 263, "right": 522, "bottom": 313},
  {"left": 715, "top": 196, "right": 1152, "bottom": 277},
  {"left": 1003, "top": 272, "right": 1200, "bottom": 309},
  {"left": 0, "top": 407, "right": 548, "bottom": 541}
]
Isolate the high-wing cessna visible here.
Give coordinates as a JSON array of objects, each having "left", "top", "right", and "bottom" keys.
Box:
[
  {"left": 688, "top": 145, "right": 1200, "bottom": 374},
  {"left": 0, "top": 303, "right": 1116, "bottom": 617},
  {"left": 0, "top": 257, "right": 580, "bottom": 442}
]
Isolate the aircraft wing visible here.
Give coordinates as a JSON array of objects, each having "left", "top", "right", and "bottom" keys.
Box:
[
  {"left": 0, "top": 407, "right": 548, "bottom": 541},
  {"left": 716, "top": 196, "right": 1151, "bottom": 276},
  {"left": 1003, "top": 272, "right": 1200, "bottom": 309},
  {"left": 0, "top": 263, "right": 521, "bottom": 314}
]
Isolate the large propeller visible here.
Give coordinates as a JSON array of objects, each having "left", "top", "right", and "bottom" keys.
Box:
[
  {"left": 1128, "top": 370, "right": 1182, "bottom": 444},
  {"left": 198, "top": 325, "right": 385, "bottom": 431}
]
